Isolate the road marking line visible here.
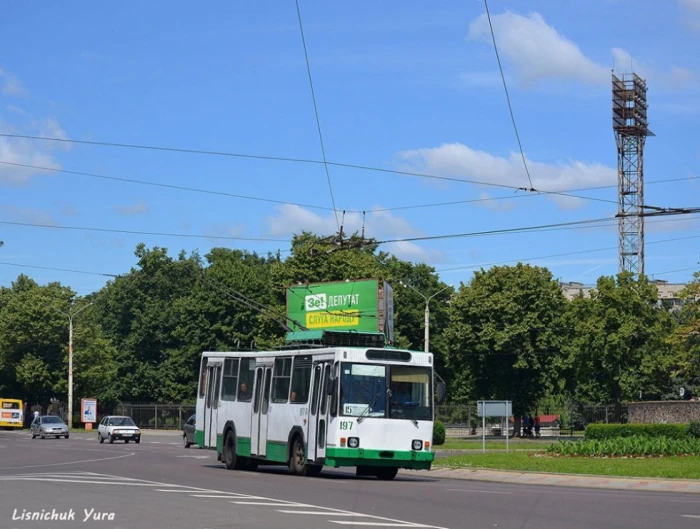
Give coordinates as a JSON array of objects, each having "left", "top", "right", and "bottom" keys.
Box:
[
  {"left": 682, "top": 515, "right": 700, "bottom": 519},
  {"left": 156, "top": 489, "right": 199, "bottom": 492},
  {"left": 446, "top": 488, "right": 512, "bottom": 495},
  {"left": 279, "top": 511, "right": 370, "bottom": 516},
  {"left": 0, "top": 452, "right": 135, "bottom": 470},
  {"left": 176, "top": 455, "right": 210, "bottom": 459},
  {"left": 233, "top": 502, "right": 303, "bottom": 506},
  {"left": 190, "top": 494, "right": 256, "bottom": 500},
  {"left": 672, "top": 500, "right": 700, "bottom": 503},
  {"left": 0, "top": 477, "right": 173, "bottom": 486},
  {"left": 330, "top": 523, "right": 434, "bottom": 527}
]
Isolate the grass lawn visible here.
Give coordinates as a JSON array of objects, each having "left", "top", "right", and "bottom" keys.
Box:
[
  {"left": 436, "top": 451, "right": 700, "bottom": 480},
  {"left": 440, "top": 439, "right": 556, "bottom": 451}
]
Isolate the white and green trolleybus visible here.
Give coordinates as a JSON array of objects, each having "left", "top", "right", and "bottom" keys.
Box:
[{"left": 195, "top": 332, "right": 436, "bottom": 480}]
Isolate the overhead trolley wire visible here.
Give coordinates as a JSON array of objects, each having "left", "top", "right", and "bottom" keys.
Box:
[
  {"left": 483, "top": 0, "right": 534, "bottom": 192},
  {"left": 3, "top": 160, "right": 696, "bottom": 216},
  {"left": 0, "top": 220, "right": 291, "bottom": 243},
  {"left": 0, "top": 161, "right": 336, "bottom": 212},
  {"left": 0, "top": 133, "right": 632, "bottom": 208},
  {"left": 294, "top": 0, "right": 340, "bottom": 229}
]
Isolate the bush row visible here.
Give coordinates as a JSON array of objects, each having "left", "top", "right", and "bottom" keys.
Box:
[
  {"left": 584, "top": 423, "right": 695, "bottom": 440},
  {"left": 547, "top": 435, "right": 700, "bottom": 457},
  {"left": 433, "top": 420, "right": 446, "bottom": 446}
]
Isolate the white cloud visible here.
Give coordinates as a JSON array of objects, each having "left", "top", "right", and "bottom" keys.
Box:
[
  {"left": 266, "top": 204, "right": 444, "bottom": 262},
  {"left": 395, "top": 142, "right": 616, "bottom": 206},
  {"left": 0, "top": 68, "right": 26, "bottom": 96},
  {"left": 116, "top": 202, "right": 150, "bottom": 216},
  {"left": 0, "top": 205, "right": 57, "bottom": 226},
  {"left": 466, "top": 11, "right": 696, "bottom": 89},
  {"left": 467, "top": 11, "right": 608, "bottom": 86},
  {"left": 0, "top": 131, "right": 63, "bottom": 186}
]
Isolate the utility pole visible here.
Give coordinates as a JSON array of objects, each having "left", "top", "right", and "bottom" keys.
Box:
[
  {"left": 49, "top": 302, "right": 93, "bottom": 428},
  {"left": 399, "top": 281, "right": 452, "bottom": 353}
]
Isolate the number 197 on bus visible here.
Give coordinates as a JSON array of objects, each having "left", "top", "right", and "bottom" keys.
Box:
[{"left": 340, "top": 421, "right": 353, "bottom": 431}]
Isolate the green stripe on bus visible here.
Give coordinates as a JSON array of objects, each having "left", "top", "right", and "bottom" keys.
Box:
[
  {"left": 325, "top": 447, "right": 434, "bottom": 469},
  {"left": 194, "top": 430, "right": 204, "bottom": 447},
  {"left": 236, "top": 437, "right": 251, "bottom": 457},
  {"left": 265, "top": 441, "right": 288, "bottom": 463}
]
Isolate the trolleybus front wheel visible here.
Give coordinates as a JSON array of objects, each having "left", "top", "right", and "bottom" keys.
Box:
[
  {"left": 223, "top": 431, "right": 245, "bottom": 470},
  {"left": 288, "top": 436, "right": 322, "bottom": 477}
]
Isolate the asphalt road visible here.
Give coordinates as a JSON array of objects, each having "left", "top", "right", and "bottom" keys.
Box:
[{"left": 1, "top": 430, "right": 700, "bottom": 529}]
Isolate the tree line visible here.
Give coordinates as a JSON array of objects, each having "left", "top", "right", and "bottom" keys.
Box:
[{"left": 0, "top": 233, "right": 698, "bottom": 422}]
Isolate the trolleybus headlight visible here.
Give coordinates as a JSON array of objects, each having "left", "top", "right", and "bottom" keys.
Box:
[
  {"left": 412, "top": 439, "right": 423, "bottom": 450},
  {"left": 348, "top": 437, "right": 360, "bottom": 448}
]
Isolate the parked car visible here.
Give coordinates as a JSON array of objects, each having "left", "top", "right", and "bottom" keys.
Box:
[
  {"left": 183, "top": 414, "right": 197, "bottom": 448},
  {"left": 97, "top": 415, "right": 141, "bottom": 444},
  {"left": 31, "top": 415, "right": 69, "bottom": 439}
]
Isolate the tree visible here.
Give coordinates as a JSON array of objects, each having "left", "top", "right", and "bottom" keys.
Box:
[
  {"left": 668, "top": 270, "right": 700, "bottom": 399},
  {"left": 562, "top": 272, "right": 676, "bottom": 420},
  {"left": 445, "top": 263, "right": 567, "bottom": 431},
  {"left": 0, "top": 275, "right": 75, "bottom": 406}
]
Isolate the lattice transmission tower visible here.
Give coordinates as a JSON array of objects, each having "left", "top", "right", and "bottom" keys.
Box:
[{"left": 612, "top": 72, "right": 654, "bottom": 276}]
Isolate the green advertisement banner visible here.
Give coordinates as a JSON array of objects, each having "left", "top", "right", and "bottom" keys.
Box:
[{"left": 287, "top": 279, "right": 394, "bottom": 342}]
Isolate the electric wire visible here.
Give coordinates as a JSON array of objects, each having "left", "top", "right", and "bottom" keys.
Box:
[
  {"left": 0, "top": 220, "right": 291, "bottom": 243},
  {"left": 483, "top": 0, "right": 534, "bottom": 191},
  {"left": 294, "top": 0, "right": 339, "bottom": 229},
  {"left": 0, "top": 133, "right": 631, "bottom": 207},
  {"left": 4, "top": 159, "right": 696, "bottom": 215},
  {"left": 377, "top": 217, "right": 614, "bottom": 244},
  {"left": 437, "top": 232, "right": 700, "bottom": 273},
  {"left": 0, "top": 161, "right": 336, "bottom": 212}
]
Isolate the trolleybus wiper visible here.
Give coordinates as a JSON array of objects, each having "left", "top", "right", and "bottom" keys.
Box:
[{"left": 357, "top": 391, "right": 383, "bottom": 424}]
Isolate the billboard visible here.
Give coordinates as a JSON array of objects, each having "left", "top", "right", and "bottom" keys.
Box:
[
  {"left": 287, "top": 279, "right": 395, "bottom": 342},
  {"left": 81, "top": 398, "right": 97, "bottom": 423}
]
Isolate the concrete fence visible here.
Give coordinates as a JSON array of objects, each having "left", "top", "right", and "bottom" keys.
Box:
[{"left": 628, "top": 401, "right": 700, "bottom": 424}]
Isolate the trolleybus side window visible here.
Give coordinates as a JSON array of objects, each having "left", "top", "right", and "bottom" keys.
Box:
[
  {"left": 320, "top": 364, "right": 331, "bottom": 415},
  {"left": 198, "top": 357, "right": 207, "bottom": 398},
  {"left": 221, "top": 358, "right": 239, "bottom": 401},
  {"left": 238, "top": 358, "right": 255, "bottom": 402},
  {"left": 310, "top": 365, "right": 322, "bottom": 415},
  {"left": 272, "top": 357, "right": 292, "bottom": 403},
  {"left": 330, "top": 362, "right": 339, "bottom": 417},
  {"left": 290, "top": 355, "right": 312, "bottom": 404},
  {"left": 262, "top": 369, "right": 272, "bottom": 415}
]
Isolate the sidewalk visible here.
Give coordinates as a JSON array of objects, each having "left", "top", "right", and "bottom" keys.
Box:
[{"left": 404, "top": 466, "right": 700, "bottom": 494}]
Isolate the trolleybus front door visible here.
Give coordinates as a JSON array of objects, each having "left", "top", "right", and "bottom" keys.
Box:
[
  {"left": 204, "top": 361, "right": 223, "bottom": 449},
  {"left": 307, "top": 362, "right": 331, "bottom": 462},
  {"left": 251, "top": 366, "right": 272, "bottom": 457}
]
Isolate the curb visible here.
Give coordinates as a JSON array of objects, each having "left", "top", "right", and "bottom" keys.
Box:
[{"left": 402, "top": 466, "right": 700, "bottom": 494}]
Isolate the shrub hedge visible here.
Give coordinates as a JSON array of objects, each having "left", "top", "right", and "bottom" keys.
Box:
[
  {"left": 433, "top": 420, "right": 446, "bottom": 446},
  {"left": 547, "top": 435, "right": 700, "bottom": 457},
  {"left": 688, "top": 421, "right": 700, "bottom": 439},
  {"left": 584, "top": 423, "right": 688, "bottom": 440}
]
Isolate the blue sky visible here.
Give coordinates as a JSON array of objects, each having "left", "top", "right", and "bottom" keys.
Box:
[{"left": 0, "top": 0, "right": 699, "bottom": 296}]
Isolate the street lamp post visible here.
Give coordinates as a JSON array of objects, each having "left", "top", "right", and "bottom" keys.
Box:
[
  {"left": 49, "top": 302, "right": 93, "bottom": 428},
  {"left": 399, "top": 281, "right": 452, "bottom": 353}
]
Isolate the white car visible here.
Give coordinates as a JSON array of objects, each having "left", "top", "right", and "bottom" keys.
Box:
[{"left": 97, "top": 415, "right": 141, "bottom": 444}]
